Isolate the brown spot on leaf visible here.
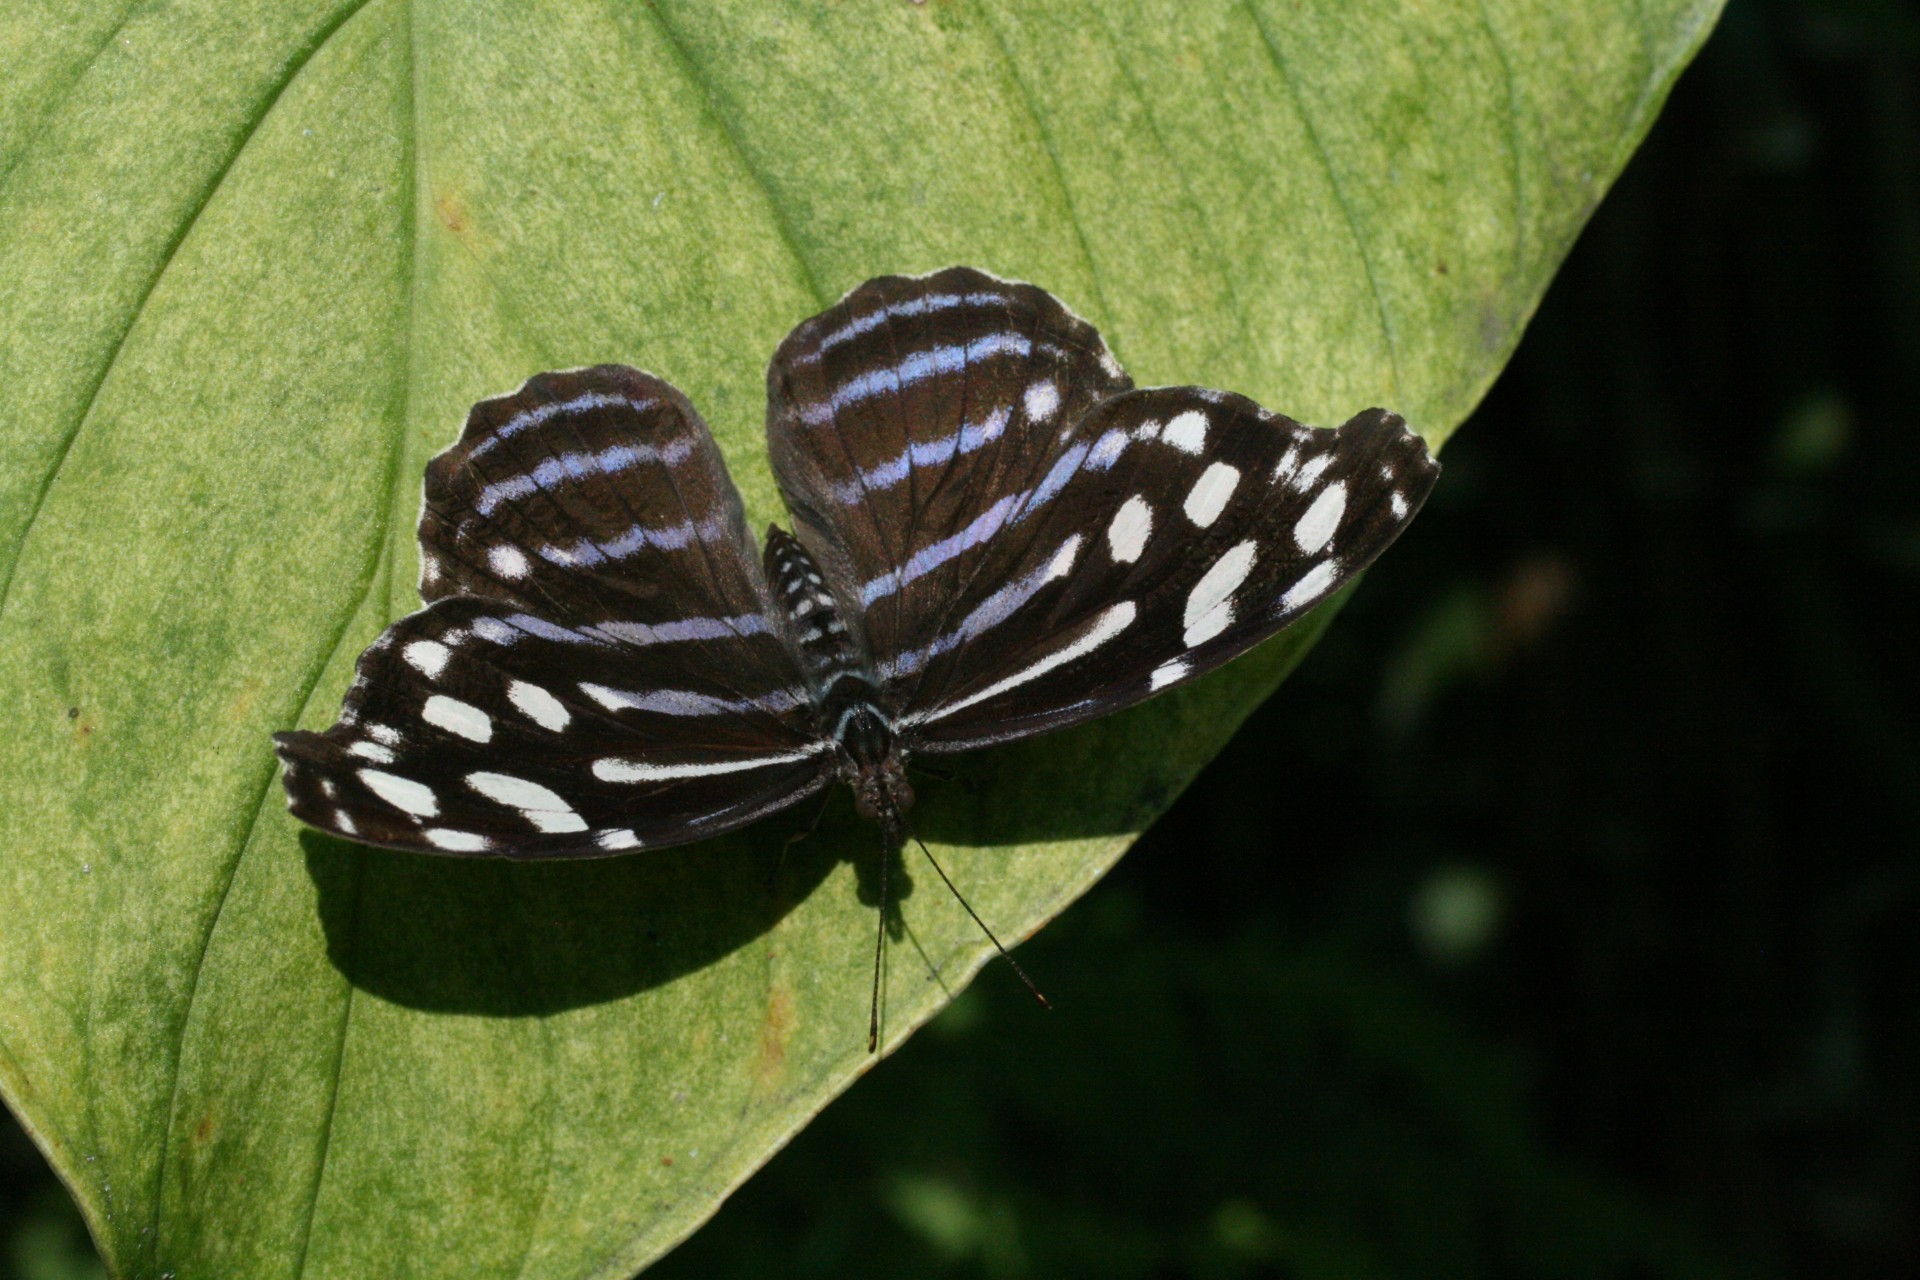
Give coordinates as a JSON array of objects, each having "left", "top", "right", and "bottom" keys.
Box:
[
  {"left": 436, "top": 190, "right": 467, "bottom": 235},
  {"left": 193, "top": 1113, "right": 215, "bottom": 1146},
  {"left": 755, "top": 985, "right": 796, "bottom": 1088}
]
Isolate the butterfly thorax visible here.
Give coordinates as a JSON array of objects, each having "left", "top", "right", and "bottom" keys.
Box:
[{"left": 765, "top": 525, "right": 915, "bottom": 832}]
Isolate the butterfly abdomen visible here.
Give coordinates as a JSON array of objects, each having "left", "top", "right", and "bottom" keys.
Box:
[{"left": 765, "top": 525, "right": 864, "bottom": 681}]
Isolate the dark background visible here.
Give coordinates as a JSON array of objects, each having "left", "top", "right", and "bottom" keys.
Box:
[{"left": 6, "top": 0, "right": 1916, "bottom": 1275}]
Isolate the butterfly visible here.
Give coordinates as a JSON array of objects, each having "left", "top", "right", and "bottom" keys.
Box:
[{"left": 274, "top": 267, "right": 1438, "bottom": 1039}]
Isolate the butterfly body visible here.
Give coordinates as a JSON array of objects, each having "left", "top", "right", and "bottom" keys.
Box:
[
  {"left": 762, "top": 521, "right": 917, "bottom": 834},
  {"left": 274, "top": 267, "right": 1438, "bottom": 863}
]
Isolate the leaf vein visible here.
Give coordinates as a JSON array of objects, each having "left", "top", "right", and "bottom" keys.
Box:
[
  {"left": 1240, "top": 0, "right": 1404, "bottom": 395},
  {"left": 0, "top": 0, "right": 146, "bottom": 198},
  {"left": 1473, "top": 0, "right": 1530, "bottom": 280},
  {"left": 294, "top": 0, "right": 427, "bottom": 1268},
  {"left": 975, "top": 4, "right": 1116, "bottom": 333},
  {"left": 635, "top": 2, "right": 826, "bottom": 309},
  {"left": 0, "top": 0, "right": 385, "bottom": 628}
]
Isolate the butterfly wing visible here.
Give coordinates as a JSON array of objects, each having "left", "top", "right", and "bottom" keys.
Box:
[
  {"left": 765, "top": 266, "right": 1131, "bottom": 694},
  {"left": 892, "top": 390, "right": 1438, "bottom": 751},
  {"left": 276, "top": 366, "right": 830, "bottom": 857},
  {"left": 274, "top": 597, "right": 833, "bottom": 856}
]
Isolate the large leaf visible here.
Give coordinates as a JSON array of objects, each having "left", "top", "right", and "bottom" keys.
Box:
[{"left": 0, "top": 2, "right": 1721, "bottom": 1277}]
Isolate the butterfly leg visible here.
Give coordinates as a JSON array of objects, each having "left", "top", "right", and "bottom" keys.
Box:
[{"left": 767, "top": 788, "right": 835, "bottom": 896}]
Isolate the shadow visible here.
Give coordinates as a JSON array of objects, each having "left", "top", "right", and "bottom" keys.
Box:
[
  {"left": 303, "top": 801, "right": 845, "bottom": 1016},
  {"left": 303, "top": 612, "right": 1337, "bottom": 1017},
  {"left": 903, "top": 614, "right": 1333, "bottom": 848}
]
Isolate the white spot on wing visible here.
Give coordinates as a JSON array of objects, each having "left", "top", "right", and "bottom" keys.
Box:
[
  {"left": 1279, "top": 559, "right": 1341, "bottom": 613},
  {"left": 1183, "top": 540, "right": 1258, "bottom": 647},
  {"left": 333, "top": 808, "right": 357, "bottom": 835},
  {"left": 466, "top": 771, "right": 565, "bottom": 810},
  {"left": 1390, "top": 491, "right": 1409, "bottom": 518},
  {"left": 424, "top": 828, "right": 490, "bottom": 852},
  {"left": 1293, "top": 481, "right": 1347, "bottom": 554},
  {"left": 1023, "top": 380, "right": 1060, "bottom": 421},
  {"left": 1183, "top": 462, "right": 1241, "bottom": 529},
  {"left": 423, "top": 695, "right": 492, "bottom": 743},
  {"left": 507, "top": 680, "right": 570, "bottom": 732},
  {"left": 596, "top": 828, "right": 641, "bottom": 851},
  {"left": 346, "top": 739, "right": 395, "bottom": 764},
  {"left": 1149, "top": 659, "right": 1189, "bottom": 691},
  {"left": 472, "top": 616, "right": 519, "bottom": 645},
  {"left": 579, "top": 682, "right": 803, "bottom": 717},
  {"left": 1107, "top": 495, "right": 1152, "bottom": 563},
  {"left": 466, "top": 770, "right": 587, "bottom": 834},
  {"left": 359, "top": 769, "right": 437, "bottom": 818},
  {"left": 1291, "top": 452, "right": 1333, "bottom": 493},
  {"left": 366, "top": 723, "right": 400, "bottom": 746},
  {"left": 1047, "top": 533, "right": 1082, "bottom": 578},
  {"left": 489, "top": 544, "right": 531, "bottom": 580},
  {"left": 403, "top": 640, "right": 451, "bottom": 679},
  {"left": 924, "top": 602, "right": 1137, "bottom": 722},
  {"left": 1161, "top": 410, "right": 1208, "bottom": 455}
]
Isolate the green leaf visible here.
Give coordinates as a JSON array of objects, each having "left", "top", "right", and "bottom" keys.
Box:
[{"left": 0, "top": 1, "right": 1721, "bottom": 1276}]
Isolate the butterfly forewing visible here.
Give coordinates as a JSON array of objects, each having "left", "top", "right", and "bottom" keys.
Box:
[
  {"left": 891, "top": 389, "right": 1439, "bottom": 750},
  {"left": 765, "top": 267, "right": 1132, "bottom": 706},
  {"left": 275, "top": 598, "right": 832, "bottom": 856},
  {"left": 419, "top": 367, "right": 798, "bottom": 703}
]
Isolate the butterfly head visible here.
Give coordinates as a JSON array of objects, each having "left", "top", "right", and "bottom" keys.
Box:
[{"left": 834, "top": 702, "right": 915, "bottom": 831}]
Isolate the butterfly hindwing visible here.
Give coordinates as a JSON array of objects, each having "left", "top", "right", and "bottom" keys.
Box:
[{"left": 274, "top": 596, "right": 833, "bottom": 857}]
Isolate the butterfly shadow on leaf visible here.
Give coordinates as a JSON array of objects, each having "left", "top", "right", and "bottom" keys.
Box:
[
  {"left": 901, "top": 615, "right": 1334, "bottom": 848},
  {"left": 299, "top": 808, "right": 851, "bottom": 1017}
]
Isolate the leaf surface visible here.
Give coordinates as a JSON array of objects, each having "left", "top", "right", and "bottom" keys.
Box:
[{"left": 0, "top": 2, "right": 1721, "bottom": 1276}]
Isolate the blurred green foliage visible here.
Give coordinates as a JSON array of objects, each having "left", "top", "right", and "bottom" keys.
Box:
[{"left": 4, "top": 0, "right": 1915, "bottom": 1275}]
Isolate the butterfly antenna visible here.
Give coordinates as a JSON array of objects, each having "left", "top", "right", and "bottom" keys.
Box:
[
  {"left": 903, "top": 819, "right": 1051, "bottom": 1012},
  {"left": 869, "top": 828, "right": 890, "bottom": 1054}
]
